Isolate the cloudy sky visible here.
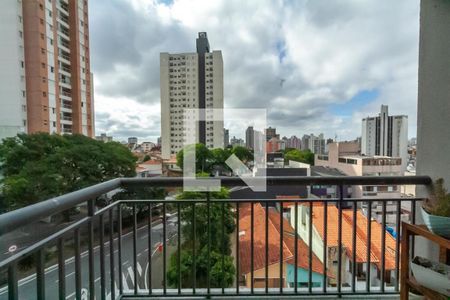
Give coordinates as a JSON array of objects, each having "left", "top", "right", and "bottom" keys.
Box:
[{"left": 90, "top": 0, "right": 420, "bottom": 143}]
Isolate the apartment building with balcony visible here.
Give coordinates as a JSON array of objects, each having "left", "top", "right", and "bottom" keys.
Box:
[
  {"left": 0, "top": 0, "right": 94, "bottom": 140},
  {"left": 160, "top": 32, "right": 224, "bottom": 159},
  {"left": 362, "top": 105, "right": 408, "bottom": 172}
]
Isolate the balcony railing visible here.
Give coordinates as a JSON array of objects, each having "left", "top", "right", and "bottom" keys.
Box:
[{"left": 0, "top": 176, "right": 431, "bottom": 299}]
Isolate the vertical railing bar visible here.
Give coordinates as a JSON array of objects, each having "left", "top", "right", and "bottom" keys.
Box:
[
  {"left": 337, "top": 184, "right": 343, "bottom": 296},
  {"left": 109, "top": 209, "right": 115, "bottom": 300},
  {"left": 323, "top": 201, "right": 328, "bottom": 293},
  {"left": 36, "top": 249, "right": 45, "bottom": 300},
  {"left": 118, "top": 204, "right": 123, "bottom": 295},
  {"left": 394, "top": 200, "right": 401, "bottom": 291},
  {"left": 265, "top": 201, "right": 269, "bottom": 294},
  {"left": 132, "top": 204, "right": 138, "bottom": 295},
  {"left": 235, "top": 202, "right": 239, "bottom": 295},
  {"left": 8, "top": 263, "right": 18, "bottom": 300},
  {"left": 294, "top": 202, "right": 298, "bottom": 294},
  {"left": 351, "top": 200, "right": 357, "bottom": 293},
  {"left": 308, "top": 202, "right": 313, "bottom": 293},
  {"left": 193, "top": 203, "right": 196, "bottom": 294},
  {"left": 163, "top": 202, "right": 167, "bottom": 294},
  {"left": 279, "top": 204, "right": 283, "bottom": 293},
  {"left": 87, "top": 200, "right": 95, "bottom": 300},
  {"left": 381, "top": 201, "right": 386, "bottom": 292},
  {"left": 250, "top": 202, "right": 254, "bottom": 294},
  {"left": 221, "top": 202, "right": 225, "bottom": 294},
  {"left": 100, "top": 214, "right": 106, "bottom": 300},
  {"left": 177, "top": 202, "right": 181, "bottom": 294},
  {"left": 366, "top": 201, "right": 372, "bottom": 292},
  {"left": 74, "top": 229, "right": 81, "bottom": 300},
  {"left": 58, "top": 238, "right": 66, "bottom": 300},
  {"left": 411, "top": 199, "right": 416, "bottom": 258},
  {"left": 148, "top": 203, "right": 152, "bottom": 295},
  {"left": 206, "top": 192, "right": 211, "bottom": 294}
]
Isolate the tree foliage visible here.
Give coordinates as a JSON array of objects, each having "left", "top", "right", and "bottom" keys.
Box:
[
  {"left": 167, "top": 187, "right": 236, "bottom": 288},
  {"left": 284, "top": 148, "right": 314, "bottom": 165},
  {"left": 176, "top": 143, "right": 253, "bottom": 174},
  {"left": 176, "top": 143, "right": 213, "bottom": 173},
  {"left": 0, "top": 133, "right": 136, "bottom": 211}
]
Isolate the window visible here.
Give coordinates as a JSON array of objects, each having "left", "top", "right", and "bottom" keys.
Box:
[
  {"left": 50, "top": 66, "right": 54, "bottom": 73},
  {"left": 18, "top": 16, "right": 22, "bottom": 23},
  {"left": 19, "top": 31, "right": 23, "bottom": 38},
  {"left": 43, "top": 92, "right": 47, "bottom": 97},
  {"left": 40, "top": 18, "right": 44, "bottom": 25},
  {"left": 22, "top": 90, "right": 26, "bottom": 97},
  {"left": 41, "top": 48, "right": 46, "bottom": 54},
  {"left": 22, "top": 105, "right": 26, "bottom": 112},
  {"left": 41, "top": 33, "right": 45, "bottom": 39},
  {"left": 20, "top": 61, "right": 24, "bottom": 68},
  {"left": 41, "top": 63, "right": 46, "bottom": 68}
]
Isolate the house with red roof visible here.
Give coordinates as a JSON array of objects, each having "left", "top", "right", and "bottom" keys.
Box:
[
  {"left": 239, "top": 203, "right": 331, "bottom": 288},
  {"left": 289, "top": 203, "right": 398, "bottom": 289}
]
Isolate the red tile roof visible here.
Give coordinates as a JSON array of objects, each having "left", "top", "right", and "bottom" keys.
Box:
[
  {"left": 239, "top": 203, "right": 328, "bottom": 277},
  {"left": 140, "top": 160, "right": 161, "bottom": 165},
  {"left": 267, "top": 208, "right": 331, "bottom": 277},
  {"left": 307, "top": 203, "right": 397, "bottom": 270}
]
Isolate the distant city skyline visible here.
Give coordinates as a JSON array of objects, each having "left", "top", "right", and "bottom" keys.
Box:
[{"left": 89, "top": 0, "right": 420, "bottom": 143}]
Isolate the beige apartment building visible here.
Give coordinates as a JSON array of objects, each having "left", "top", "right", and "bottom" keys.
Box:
[
  {"left": 315, "top": 142, "right": 407, "bottom": 227},
  {"left": 0, "top": 0, "right": 94, "bottom": 141},
  {"left": 160, "top": 32, "right": 224, "bottom": 159}
]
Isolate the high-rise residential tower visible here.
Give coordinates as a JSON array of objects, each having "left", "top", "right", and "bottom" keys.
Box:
[
  {"left": 361, "top": 105, "right": 408, "bottom": 171},
  {"left": 245, "top": 126, "right": 254, "bottom": 149},
  {"left": 160, "top": 32, "right": 224, "bottom": 159},
  {"left": 0, "top": 0, "right": 94, "bottom": 141}
]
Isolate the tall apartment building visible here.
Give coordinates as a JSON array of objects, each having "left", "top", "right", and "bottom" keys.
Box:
[
  {"left": 160, "top": 32, "right": 224, "bottom": 159},
  {"left": 265, "top": 126, "right": 279, "bottom": 141},
  {"left": 0, "top": 0, "right": 94, "bottom": 141},
  {"left": 245, "top": 126, "right": 254, "bottom": 149},
  {"left": 224, "top": 128, "right": 229, "bottom": 148},
  {"left": 301, "top": 133, "right": 325, "bottom": 154},
  {"left": 361, "top": 105, "right": 408, "bottom": 171}
]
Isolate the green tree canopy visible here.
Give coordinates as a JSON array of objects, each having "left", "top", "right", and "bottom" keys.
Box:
[
  {"left": 231, "top": 146, "right": 253, "bottom": 163},
  {"left": 0, "top": 133, "right": 136, "bottom": 211},
  {"left": 284, "top": 149, "right": 314, "bottom": 165},
  {"left": 167, "top": 187, "right": 236, "bottom": 288},
  {"left": 176, "top": 143, "right": 213, "bottom": 173}
]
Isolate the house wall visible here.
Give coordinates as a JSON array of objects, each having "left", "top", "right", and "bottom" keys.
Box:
[
  {"left": 244, "top": 262, "right": 287, "bottom": 288},
  {"left": 286, "top": 264, "right": 323, "bottom": 287}
]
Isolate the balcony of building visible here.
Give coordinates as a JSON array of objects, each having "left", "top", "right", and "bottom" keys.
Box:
[{"left": 0, "top": 176, "right": 434, "bottom": 299}]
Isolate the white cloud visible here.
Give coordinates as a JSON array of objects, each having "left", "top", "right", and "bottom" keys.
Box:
[{"left": 90, "top": 0, "right": 420, "bottom": 142}]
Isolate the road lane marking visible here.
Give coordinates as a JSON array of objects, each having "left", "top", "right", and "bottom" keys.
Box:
[{"left": 0, "top": 218, "right": 178, "bottom": 295}]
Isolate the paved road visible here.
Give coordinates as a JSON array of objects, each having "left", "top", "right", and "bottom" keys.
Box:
[{"left": 0, "top": 216, "right": 178, "bottom": 300}]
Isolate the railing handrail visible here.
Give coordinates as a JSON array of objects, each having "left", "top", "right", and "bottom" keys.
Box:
[{"left": 0, "top": 175, "right": 431, "bottom": 235}]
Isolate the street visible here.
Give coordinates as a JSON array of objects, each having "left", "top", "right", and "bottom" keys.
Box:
[{"left": 0, "top": 215, "right": 178, "bottom": 300}]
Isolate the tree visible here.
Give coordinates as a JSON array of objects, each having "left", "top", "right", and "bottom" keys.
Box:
[
  {"left": 231, "top": 146, "right": 253, "bottom": 163},
  {"left": 284, "top": 149, "right": 314, "bottom": 165},
  {"left": 167, "top": 186, "right": 236, "bottom": 288},
  {"left": 0, "top": 133, "right": 137, "bottom": 211},
  {"left": 167, "top": 247, "right": 235, "bottom": 288},
  {"left": 176, "top": 143, "right": 213, "bottom": 173},
  {"left": 143, "top": 154, "right": 151, "bottom": 162}
]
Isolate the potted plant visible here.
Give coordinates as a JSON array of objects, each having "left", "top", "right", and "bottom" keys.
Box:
[
  {"left": 410, "top": 256, "right": 450, "bottom": 297},
  {"left": 421, "top": 178, "right": 450, "bottom": 239}
]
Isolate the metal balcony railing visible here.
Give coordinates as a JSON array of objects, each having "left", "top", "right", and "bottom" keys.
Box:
[{"left": 0, "top": 176, "right": 431, "bottom": 299}]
